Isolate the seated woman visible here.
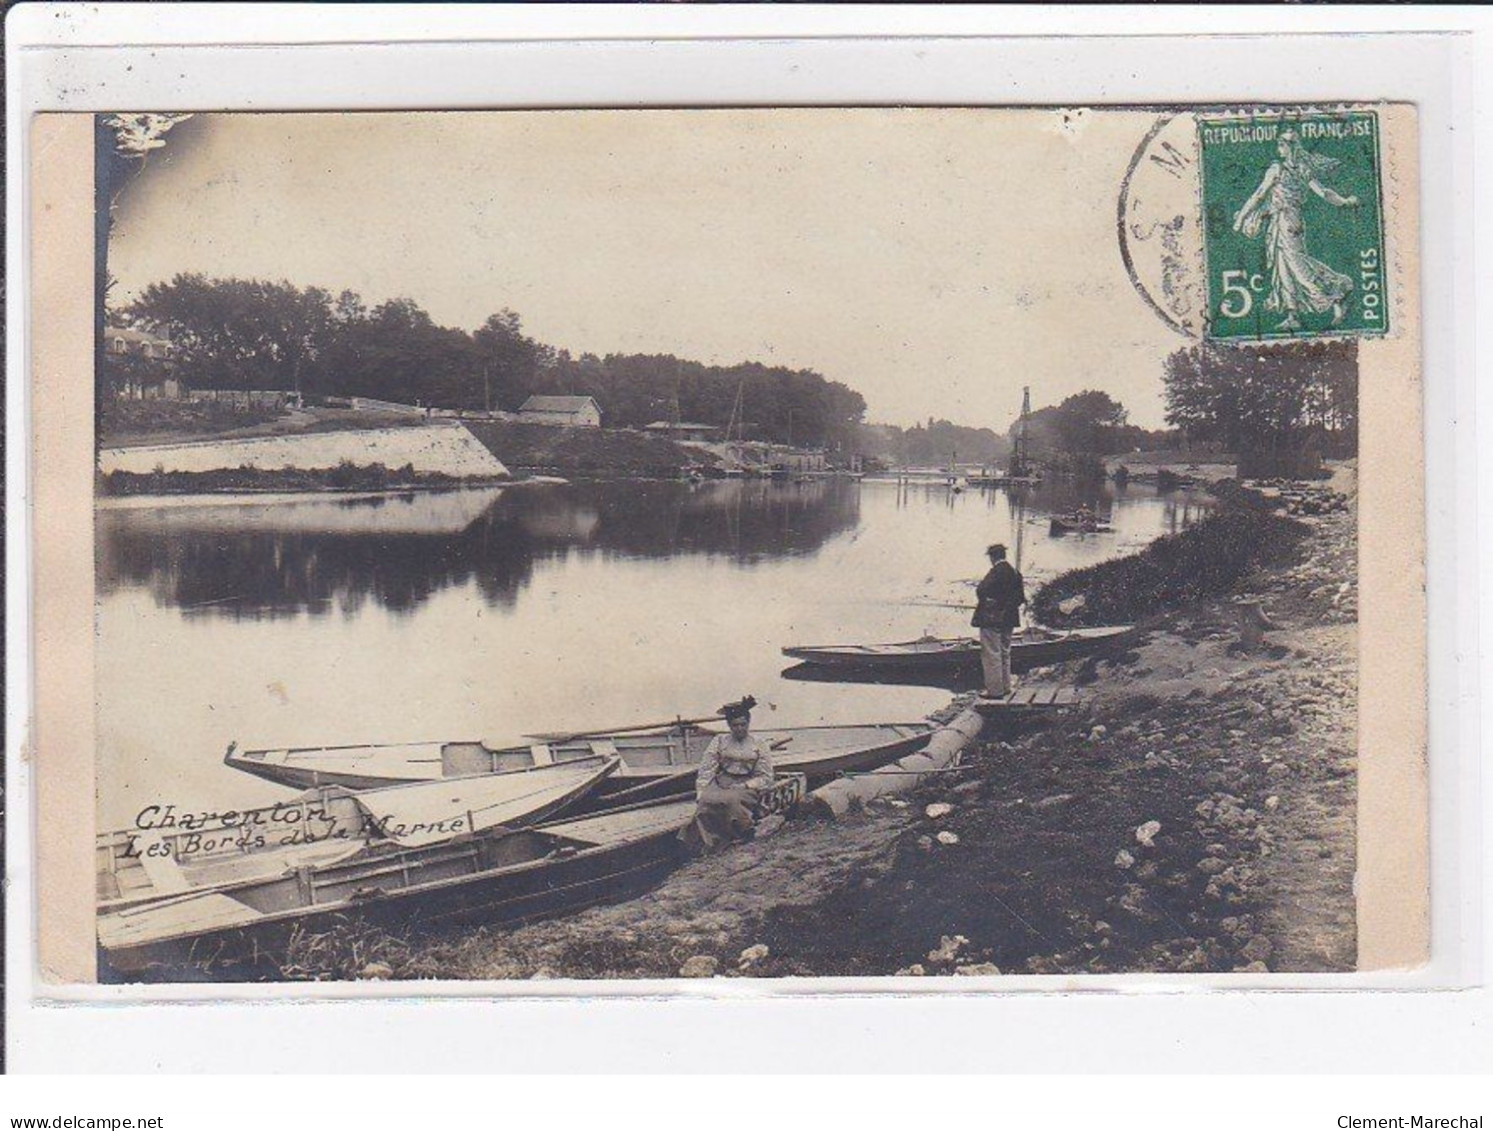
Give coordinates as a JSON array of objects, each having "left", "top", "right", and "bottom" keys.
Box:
[{"left": 680, "top": 697, "right": 775, "bottom": 853}]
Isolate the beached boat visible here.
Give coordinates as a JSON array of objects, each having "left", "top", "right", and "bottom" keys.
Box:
[
  {"left": 781, "top": 624, "right": 1136, "bottom": 674},
  {"left": 1049, "top": 514, "right": 1114, "bottom": 535},
  {"left": 97, "top": 756, "right": 619, "bottom": 912},
  {"left": 224, "top": 722, "right": 932, "bottom": 794},
  {"left": 98, "top": 776, "right": 806, "bottom": 979}
]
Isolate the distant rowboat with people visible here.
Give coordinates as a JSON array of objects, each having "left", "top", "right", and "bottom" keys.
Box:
[{"left": 1049, "top": 514, "right": 1114, "bottom": 535}]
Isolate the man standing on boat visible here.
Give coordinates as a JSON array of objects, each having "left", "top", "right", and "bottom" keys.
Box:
[
  {"left": 682, "top": 697, "right": 775, "bottom": 852},
  {"left": 973, "top": 543, "right": 1026, "bottom": 699}
]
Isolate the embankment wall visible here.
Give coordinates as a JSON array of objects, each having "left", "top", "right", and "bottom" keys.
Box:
[{"left": 99, "top": 422, "right": 510, "bottom": 478}]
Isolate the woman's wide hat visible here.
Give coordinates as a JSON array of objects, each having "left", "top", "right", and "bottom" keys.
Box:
[{"left": 720, "top": 695, "right": 757, "bottom": 721}]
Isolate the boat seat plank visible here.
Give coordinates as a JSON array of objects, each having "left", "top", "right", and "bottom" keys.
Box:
[
  {"left": 135, "top": 842, "right": 190, "bottom": 896},
  {"left": 99, "top": 892, "right": 264, "bottom": 947}
]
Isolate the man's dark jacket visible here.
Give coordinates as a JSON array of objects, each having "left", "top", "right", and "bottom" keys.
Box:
[{"left": 972, "top": 560, "right": 1026, "bottom": 630}]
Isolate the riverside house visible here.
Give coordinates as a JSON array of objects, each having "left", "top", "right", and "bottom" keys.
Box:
[
  {"left": 106, "top": 326, "right": 183, "bottom": 400},
  {"left": 517, "top": 395, "right": 603, "bottom": 428}
]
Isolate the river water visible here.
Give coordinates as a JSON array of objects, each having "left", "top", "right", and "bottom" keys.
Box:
[{"left": 95, "top": 477, "right": 1214, "bottom": 828}]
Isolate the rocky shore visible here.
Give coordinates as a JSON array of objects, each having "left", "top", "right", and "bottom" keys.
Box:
[{"left": 284, "top": 467, "right": 1358, "bottom": 982}]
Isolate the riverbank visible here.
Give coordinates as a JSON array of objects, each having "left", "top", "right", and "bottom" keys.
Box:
[
  {"left": 101, "top": 401, "right": 714, "bottom": 482},
  {"left": 98, "top": 463, "right": 515, "bottom": 497},
  {"left": 464, "top": 420, "right": 710, "bottom": 478},
  {"left": 274, "top": 466, "right": 1356, "bottom": 981}
]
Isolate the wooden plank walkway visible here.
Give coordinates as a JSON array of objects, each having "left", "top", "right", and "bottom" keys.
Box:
[{"left": 972, "top": 683, "right": 1080, "bottom": 714}]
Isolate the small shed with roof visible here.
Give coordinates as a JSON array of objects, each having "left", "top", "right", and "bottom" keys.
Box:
[{"left": 517, "top": 395, "right": 603, "bottom": 428}]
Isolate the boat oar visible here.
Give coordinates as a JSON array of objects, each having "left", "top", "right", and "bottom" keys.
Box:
[
  {"left": 525, "top": 712, "right": 728, "bottom": 744},
  {"left": 887, "top": 600, "right": 975, "bottom": 612},
  {"left": 596, "top": 768, "right": 700, "bottom": 807}
]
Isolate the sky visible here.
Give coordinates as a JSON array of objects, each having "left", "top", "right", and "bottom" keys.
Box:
[{"left": 108, "top": 109, "right": 1189, "bottom": 429}]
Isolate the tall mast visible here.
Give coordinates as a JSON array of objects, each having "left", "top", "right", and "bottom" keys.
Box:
[
  {"left": 725, "top": 375, "right": 747, "bottom": 464},
  {"left": 1013, "top": 386, "right": 1032, "bottom": 477},
  {"left": 671, "top": 357, "right": 682, "bottom": 429}
]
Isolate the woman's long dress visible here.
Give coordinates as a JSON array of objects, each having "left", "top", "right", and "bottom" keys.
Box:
[
  {"left": 1243, "top": 162, "right": 1354, "bottom": 320},
  {"left": 680, "top": 734, "right": 774, "bottom": 853}
]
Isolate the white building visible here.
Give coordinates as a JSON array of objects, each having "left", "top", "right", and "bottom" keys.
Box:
[{"left": 517, "top": 395, "right": 603, "bottom": 428}]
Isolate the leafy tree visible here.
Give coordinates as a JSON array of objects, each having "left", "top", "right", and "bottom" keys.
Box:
[
  {"left": 100, "top": 347, "right": 164, "bottom": 398},
  {"left": 1020, "top": 390, "right": 1131, "bottom": 457},
  {"left": 128, "top": 274, "right": 333, "bottom": 394},
  {"left": 1163, "top": 341, "right": 1358, "bottom": 465},
  {"left": 1053, "top": 390, "right": 1128, "bottom": 455}
]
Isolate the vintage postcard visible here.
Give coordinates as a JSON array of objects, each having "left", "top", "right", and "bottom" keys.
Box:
[{"left": 28, "top": 105, "right": 1424, "bottom": 986}]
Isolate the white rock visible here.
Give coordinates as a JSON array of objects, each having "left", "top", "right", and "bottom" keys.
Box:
[
  {"left": 888, "top": 799, "right": 911, "bottom": 809},
  {"left": 679, "top": 955, "right": 720, "bottom": 979},
  {"left": 924, "top": 803, "right": 954, "bottom": 819},
  {"left": 955, "top": 962, "right": 1002, "bottom": 976},
  {"left": 1058, "top": 595, "right": 1087, "bottom": 614},
  {"left": 936, "top": 830, "right": 961, "bottom": 846},
  {"left": 1135, "top": 820, "right": 1162, "bottom": 848},
  {"left": 1264, "top": 795, "right": 1281, "bottom": 811},
  {"left": 1089, "top": 725, "right": 1108, "bottom": 741},
  {"left": 1114, "top": 849, "right": 1136, "bottom": 869},
  {"left": 755, "top": 814, "right": 786, "bottom": 839},
  {"left": 738, "top": 944, "right": 770, "bottom": 967},
  {"left": 927, "top": 935, "right": 969, "bottom": 964}
]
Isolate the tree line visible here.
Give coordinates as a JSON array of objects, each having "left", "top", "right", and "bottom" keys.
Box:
[
  {"left": 1162, "top": 340, "right": 1358, "bottom": 474},
  {"left": 115, "top": 272, "right": 1348, "bottom": 468},
  {"left": 115, "top": 275, "right": 868, "bottom": 449},
  {"left": 856, "top": 419, "right": 1012, "bottom": 467},
  {"left": 1017, "top": 390, "right": 1179, "bottom": 458},
  {"left": 1002, "top": 342, "right": 1358, "bottom": 478}
]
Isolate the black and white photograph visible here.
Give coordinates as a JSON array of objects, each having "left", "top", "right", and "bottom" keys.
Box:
[{"left": 80, "top": 105, "right": 1406, "bottom": 985}]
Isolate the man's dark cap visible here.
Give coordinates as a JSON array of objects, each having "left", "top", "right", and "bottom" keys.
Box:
[
  {"left": 720, "top": 695, "right": 757, "bottom": 720},
  {"left": 987, "top": 543, "right": 1007, "bottom": 557}
]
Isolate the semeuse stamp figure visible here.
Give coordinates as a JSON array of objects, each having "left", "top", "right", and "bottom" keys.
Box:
[{"left": 1232, "top": 129, "right": 1360, "bottom": 332}]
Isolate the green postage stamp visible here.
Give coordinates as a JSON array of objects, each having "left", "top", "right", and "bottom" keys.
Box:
[{"left": 1199, "top": 111, "right": 1387, "bottom": 342}]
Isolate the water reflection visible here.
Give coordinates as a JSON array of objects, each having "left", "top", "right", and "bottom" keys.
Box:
[
  {"left": 97, "top": 480, "right": 863, "bottom": 619},
  {"left": 96, "top": 478, "right": 1216, "bottom": 828}
]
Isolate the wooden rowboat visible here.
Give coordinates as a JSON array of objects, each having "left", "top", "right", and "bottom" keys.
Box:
[
  {"left": 781, "top": 624, "right": 1136, "bottom": 674},
  {"left": 1049, "top": 515, "right": 1114, "bottom": 535},
  {"left": 98, "top": 776, "right": 806, "bottom": 980},
  {"left": 97, "top": 756, "right": 619, "bottom": 912},
  {"left": 223, "top": 722, "right": 931, "bottom": 793}
]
